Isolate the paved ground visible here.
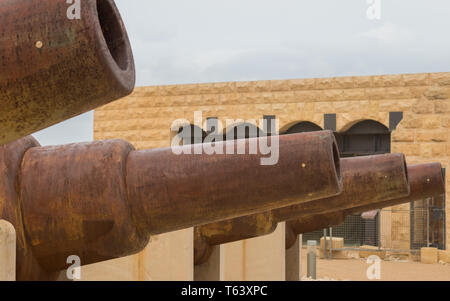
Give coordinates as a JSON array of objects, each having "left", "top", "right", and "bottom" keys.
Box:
[{"left": 300, "top": 252, "right": 450, "bottom": 281}]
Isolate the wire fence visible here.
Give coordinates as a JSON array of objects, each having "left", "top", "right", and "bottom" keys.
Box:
[{"left": 302, "top": 199, "right": 446, "bottom": 258}]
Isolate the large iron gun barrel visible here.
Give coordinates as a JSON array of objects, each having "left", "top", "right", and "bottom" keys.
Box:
[
  {"left": 194, "top": 154, "right": 411, "bottom": 264},
  {"left": 0, "top": 131, "right": 341, "bottom": 280},
  {"left": 0, "top": 0, "right": 135, "bottom": 145},
  {"left": 286, "top": 162, "right": 445, "bottom": 248}
]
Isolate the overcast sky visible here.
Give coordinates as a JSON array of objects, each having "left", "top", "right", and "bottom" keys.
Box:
[{"left": 34, "top": 0, "right": 450, "bottom": 146}]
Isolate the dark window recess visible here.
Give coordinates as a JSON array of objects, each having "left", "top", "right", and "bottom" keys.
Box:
[
  {"left": 224, "top": 123, "right": 265, "bottom": 140},
  {"left": 177, "top": 124, "right": 207, "bottom": 145},
  {"left": 204, "top": 117, "right": 223, "bottom": 143},
  {"left": 324, "top": 114, "right": 337, "bottom": 132},
  {"left": 263, "top": 115, "right": 276, "bottom": 136},
  {"left": 284, "top": 121, "right": 323, "bottom": 134},
  {"left": 335, "top": 120, "right": 391, "bottom": 157},
  {"left": 389, "top": 112, "right": 404, "bottom": 131},
  {"left": 206, "top": 117, "right": 218, "bottom": 134}
]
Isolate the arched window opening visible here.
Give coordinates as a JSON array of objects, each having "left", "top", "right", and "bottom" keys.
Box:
[
  {"left": 224, "top": 123, "right": 265, "bottom": 140},
  {"left": 284, "top": 121, "right": 323, "bottom": 134},
  {"left": 336, "top": 120, "right": 390, "bottom": 157},
  {"left": 283, "top": 120, "right": 391, "bottom": 248},
  {"left": 177, "top": 124, "right": 207, "bottom": 146}
]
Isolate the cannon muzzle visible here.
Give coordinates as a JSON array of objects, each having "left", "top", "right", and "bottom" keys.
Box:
[
  {"left": 194, "top": 154, "right": 410, "bottom": 265},
  {"left": 286, "top": 162, "right": 445, "bottom": 249},
  {"left": 0, "top": 131, "right": 341, "bottom": 280},
  {"left": 0, "top": 0, "right": 135, "bottom": 145}
]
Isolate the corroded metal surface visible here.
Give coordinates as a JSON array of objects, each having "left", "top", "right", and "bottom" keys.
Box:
[
  {"left": 0, "top": 131, "right": 341, "bottom": 280},
  {"left": 0, "top": 136, "right": 46, "bottom": 280},
  {"left": 194, "top": 212, "right": 277, "bottom": 265},
  {"left": 194, "top": 154, "right": 410, "bottom": 264},
  {"left": 20, "top": 139, "right": 145, "bottom": 276},
  {"left": 0, "top": 0, "right": 135, "bottom": 145},
  {"left": 286, "top": 162, "right": 445, "bottom": 249},
  {"left": 286, "top": 213, "right": 346, "bottom": 249},
  {"left": 346, "top": 163, "right": 445, "bottom": 215},
  {"left": 127, "top": 131, "right": 342, "bottom": 236}
]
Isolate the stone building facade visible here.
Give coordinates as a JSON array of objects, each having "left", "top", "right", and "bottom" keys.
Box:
[{"left": 89, "top": 72, "right": 450, "bottom": 280}]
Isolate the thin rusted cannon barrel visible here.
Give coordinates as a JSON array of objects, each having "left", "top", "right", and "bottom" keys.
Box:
[
  {"left": 286, "top": 162, "right": 445, "bottom": 249},
  {"left": 0, "top": 0, "right": 135, "bottom": 145},
  {"left": 1, "top": 131, "right": 341, "bottom": 280},
  {"left": 126, "top": 131, "right": 342, "bottom": 235},
  {"left": 194, "top": 154, "right": 409, "bottom": 265}
]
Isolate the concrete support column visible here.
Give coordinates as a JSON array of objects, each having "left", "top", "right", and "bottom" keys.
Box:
[
  {"left": 285, "top": 234, "right": 302, "bottom": 281},
  {"left": 244, "top": 222, "right": 286, "bottom": 281},
  {"left": 194, "top": 245, "right": 221, "bottom": 281},
  {"left": 79, "top": 255, "right": 139, "bottom": 281},
  {"left": 380, "top": 209, "right": 392, "bottom": 249},
  {"left": 219, "top": 222, "right": 286, "bottom": 281},
  {"left": 139, "top": 228, "right": 194, "bottom": 281},
  {"left": 0, "top": 220, "right": 16, "bottom": 281},
  {"left": 195, "top": 241, "right": 245, "bottom": 281},
  {"left": 444, "top": 166, "right": 450, "bottom": 251}
]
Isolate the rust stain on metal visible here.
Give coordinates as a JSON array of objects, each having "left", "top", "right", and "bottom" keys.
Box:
[
  {"left": 0, "top": 0, "right": 135, "bottom": 145},
  {"left": 285, "top": 162, "right": 445, "bottom": 249},
  {"left": 0, "top": 131, "right": 341, "bottom": 280},
  {"left": 194, "top": 154, "right": 411, "bottom": 264},
  {"left": 127, "top": 131, "right": 342, "bottom": 236}
]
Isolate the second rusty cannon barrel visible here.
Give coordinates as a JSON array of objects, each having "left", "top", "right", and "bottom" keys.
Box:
[
  {"left": 194, "top": 154, "right": 410, "bottom": 264},
  {"left": 126, "top": 131, "right": 342, "bottom": 235},
  {"left": 345, "top": 163, "right": 445, "bottom": 216},
  {"left": 286, "top": 162, "right": 445, "bottom": 249},
  {"left": 1, "top": 130, "right": 341, "bottom": 280},
  {"left": 0, "top": 0, "right": 135, "bottom": 145}
]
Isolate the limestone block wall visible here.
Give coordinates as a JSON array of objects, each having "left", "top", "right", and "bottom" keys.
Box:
[{"left": 91, "top": 72, "right": 450, "bottom": 279}]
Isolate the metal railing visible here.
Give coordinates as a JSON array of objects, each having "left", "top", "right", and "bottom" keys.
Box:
[{"left": 302, "top": 200, "right": 446, "bottom": 259}]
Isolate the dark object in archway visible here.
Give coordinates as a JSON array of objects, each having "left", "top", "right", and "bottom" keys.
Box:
[
  {"left": 336, "top": 120, "right": 391, "bottom": 157},
  {"left": 0, "top": 0, "right": 135, "bottom": 145}
]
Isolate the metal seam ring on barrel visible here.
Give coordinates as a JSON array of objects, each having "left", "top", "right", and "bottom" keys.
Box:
[{"left": 0, "top": 0, "right": 135, "bottom": 145}]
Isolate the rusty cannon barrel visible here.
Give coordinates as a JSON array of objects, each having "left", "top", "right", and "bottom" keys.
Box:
[
  {"left": 285, "top": 162, "right": 445, "bottom": 249},
  {"left": 194, "top": 154, "right": 410, "bottom": 265},
  {"left": 0, "top": 0, "right": 135, "bottom": 145},
  {"left": 0, "top": 130, "right": 342, "bottom": 280}
]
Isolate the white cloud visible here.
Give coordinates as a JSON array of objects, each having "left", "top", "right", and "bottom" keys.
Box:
[
  {"left": 359, "top": 23, "right": 414, "bottom": 44},
  {"left": 33, "top": 1, "right": 450, "bottom": 146}
]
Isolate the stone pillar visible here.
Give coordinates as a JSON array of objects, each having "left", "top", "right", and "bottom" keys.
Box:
[
  {"left": 446, "top": 176, "right": 450, "bottom": 251},
  {"left": 138, "top": 229, "right": 194, "bottom": 281},
  {"left": 380, "top": 209, "right": 392, "bottom": 249},
  {"left": 244, "top": 222, "right": 286, "bottom": 281},
  {"left": 285, "top": 234, "right": 302, "bottom": 281},
  {"left": 221, "top": 241, "right": 245, "bottom": 281},
  {"left": 221, "top": 223, "right": 286, "bottom": 281},
  {"left": 194, "top": 245, "right": 221, "bottom": 281},
  {"left": 391, "top": 203, "right": 411, "bottom": 250},
  {"left": 0, "top": 220, "right": 16, "bottom": 281},
  {"left": 136, "top": 129, "right": 195, "bottom": 281},
  {"left": 79, "top": 255, "right": 139, "bottom": 281}
]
